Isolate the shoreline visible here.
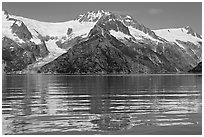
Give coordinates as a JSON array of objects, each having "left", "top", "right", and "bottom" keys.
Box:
[
  {"left": 15, "top": 124, "right": 202, "bottom": 135},
  {"left": 3, "top": 73, "right": 202, "bottom": 76}
]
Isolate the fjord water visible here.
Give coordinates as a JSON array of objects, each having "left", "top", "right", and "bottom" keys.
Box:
[{"left": 2, "top": 74, "right": 202, "bottom": 135}]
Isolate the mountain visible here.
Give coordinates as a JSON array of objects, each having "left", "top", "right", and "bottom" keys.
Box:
[
  {"left": 2, "top": 10, "right": 49, "bottom": 72},
  {"left": 2, "top": 10, "right": 202, "bottom": 74}
]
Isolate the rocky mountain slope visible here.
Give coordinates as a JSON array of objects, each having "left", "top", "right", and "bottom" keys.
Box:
[
  {"left": 2, "top": 10, "right": 202, "bottom": 74},
  {"left": 188, "top": 62, "right": 202, "bottom": 73}
]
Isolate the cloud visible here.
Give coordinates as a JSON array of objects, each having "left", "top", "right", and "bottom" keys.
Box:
[
  {"left": 110, "top": 10, "right": 136, "bottom": 16},
  {"left": 148, "top": 8, "right": 162, "bottom": 15}
]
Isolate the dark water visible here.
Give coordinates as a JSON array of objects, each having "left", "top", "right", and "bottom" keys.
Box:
[{"left": 2, "top": 74, "right": 202, "bottom": 135}]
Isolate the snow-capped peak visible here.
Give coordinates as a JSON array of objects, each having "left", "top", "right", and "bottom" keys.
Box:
[
  {"left": 184, "top": 25, "right": 191, "bottom": 30},
  {"left": 184, "top": 26, "right": 202, "bottom": 39},
  {"left": 76, "top": 10, "right": 111, "bottom": 22},
  {"left": 125, "top": 15, "right": 132, "bottom": 19}
]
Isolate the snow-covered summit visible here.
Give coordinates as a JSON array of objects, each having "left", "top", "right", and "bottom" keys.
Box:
[{"left": 76, "top": 10, "right": 111, "bottom": 22}]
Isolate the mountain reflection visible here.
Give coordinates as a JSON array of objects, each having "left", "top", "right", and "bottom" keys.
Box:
[
  {"left": 91, "top": 113, "right": 132, "bottom": 131},
  {"left": 2, "top": 74, "right": 202, "bottom": 134}
]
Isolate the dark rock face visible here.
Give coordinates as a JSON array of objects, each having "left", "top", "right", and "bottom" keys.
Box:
[
  {"left": 162, "top": 44, "right": 192, "bottom": 72},
  {"left": 188, "top": 62, "right": 202, "bottom": 73},
  {"left": 30, "top": 41, "right": 49, "bottom": 58},
  {"left": 105, "top": 33, "right": 177, "bottom": 73},
  {"left": 175, "top": 40, "right": 201, "bottom": 66},
  {"left": 10, "top": 19, "right": 33, "bottom": 41},
  {"left": 67, "top": 28, "right": 72, "bottom": 35},
  {"left": 40, "top": 27, "right": 131, "bottom": 74},
  {"left": 2, "top": 37, "right": 36, "bottom": 72},
  {"left": 40, "top": 25, "right": 178, "bottom": 74},
  {"left": 96, "top": 14, "right": 131, "bottom": 35},
  {"left": 2, "top": 36, "right": 49, "bottom": 73}
]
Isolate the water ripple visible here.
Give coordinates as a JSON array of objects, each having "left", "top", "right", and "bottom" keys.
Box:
[{"left": 2, "top": 75, "right": 202, "bottom": 135}]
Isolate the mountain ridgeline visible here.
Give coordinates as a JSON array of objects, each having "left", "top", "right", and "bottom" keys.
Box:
[{"left": 2, "top": 10, "right": 202, "bottom": 74}]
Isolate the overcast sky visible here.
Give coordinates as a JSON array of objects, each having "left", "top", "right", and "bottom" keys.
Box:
[{"left": 2, "top": 2, "right": 202, "bottom": 34}]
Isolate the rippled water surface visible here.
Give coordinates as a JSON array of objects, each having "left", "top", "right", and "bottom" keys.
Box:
[{"left": 2, "top": 74, "right": 202, "bottom": 135}]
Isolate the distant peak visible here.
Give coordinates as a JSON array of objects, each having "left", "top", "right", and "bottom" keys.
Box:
[
  {"left": 2, "top": 10, "right": 9, "bottom": 18},
  {"left": 120, "top": 14, "right": 133, "bottom": 20},
  {"left": 98, "top": 9, "right": 105, "bottom": 13},
  {"left": 88, "top": 9, "right": 109, "bottom": 14},
  {"left": 76, "top": 9, "right": 139, "bottom": 24},
  {"left": 125, "top": 15, "right": 133, "bottom": 19},
  {"left": 184, "top": 26, "right": 193, "bottom": 31},
  {"left": 3, "top": 9, "right": 9, "bottom": 15},
  {"left": 87, "top": 9, "right": 111, "bottom": 15},
  {"left": 183, "top": 26, "right": 201, "bottom": 38},
  {"left": 76, "top": 10, "right": 112, "bottom": 22}
]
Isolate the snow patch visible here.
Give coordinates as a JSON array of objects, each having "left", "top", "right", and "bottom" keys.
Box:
[
  {"left": 30, "top": 37, "right": 41, "bottom": 45},
  {"left": 175, "top": 41, "right": 185, "bottom": 49},
  {"left": 126, "top": 15, "right": 132, "bottom": 19},
  {"left": 109, "top": 30, "right": 131, "bottom": 40}
]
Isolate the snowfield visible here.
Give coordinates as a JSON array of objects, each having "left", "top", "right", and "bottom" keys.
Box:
[
  {"left": 154, "top": 28, "right": 201, "bottom": 46},
  {"left": 10, "top": 15, "right": 96, "bottom": 40}
]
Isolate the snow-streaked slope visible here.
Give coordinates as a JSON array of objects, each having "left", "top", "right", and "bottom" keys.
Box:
[
  {"left": 154, "top": 28, "right": 202, "bottom": 64},
  {"left": 2, "top": 12, "right": 25, "bottom": 43},
  {"left": 109, "top": 26, "right": 160, "bottom": 44},
  {"left": 128, "top": 26, "right": 159, "bottom": 42},
  {"left": 154, "top": 28, "right": 202, "bottom": 48}
]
